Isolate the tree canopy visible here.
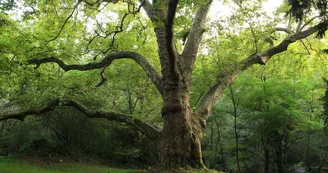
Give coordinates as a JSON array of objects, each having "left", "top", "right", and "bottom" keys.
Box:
[{"left": 0, "top": 0, "right": 328, "bottom": 172}]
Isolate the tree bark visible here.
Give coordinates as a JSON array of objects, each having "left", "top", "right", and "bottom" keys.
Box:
[
  {"left": 158, "top": 70, "right": 207, "bottom": 168},
  {"left": 149, "top": 0, "right": 213, "bottom": 169}
]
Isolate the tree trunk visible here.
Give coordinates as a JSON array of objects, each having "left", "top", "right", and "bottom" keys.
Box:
[
  {"left": 276, "top": 143, "right": 284, "bottom": 173},
  {"left": 210, "top": 123, "right": 214, "bottom": 167},
  {"left": 305, "top": 131, "right": 311, "bottom": 172},
  {"left": 230, "top": 86, "right": 242, "bottom": 173},
  {"left": 158, "top": 109, "right": 205, "bottom": 168},
  {"left": 264, "top": 149, "right": 270, "bottom": 173},
  {"left": 214, "top": 112, "right": 226, "bottom": 171},
  {"left": 158, "top": 74, "right": 206, "bottom": 169}
]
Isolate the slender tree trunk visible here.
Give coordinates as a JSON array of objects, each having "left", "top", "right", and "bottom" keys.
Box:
[
  {"left": 210, "top": 123, "right": 214, "bottom": 167},
  {"left": 258, "top": 120, "right": 270, "bottom": 173},
  {"left": 16, "top": 123, "right": 23, "bottom": 153},
  {"left": 0, "top": 121, "right": 4, "bottom": 133},
  {"left": 264, "top": 149, "right": 270, "bottom": 173},
  {"left": 276, "top": 141, "right": 283, "bottom": 173},
  {"left": 214, "top": 113, "right": 225, "bottom": 171},
  {"left": 322, "top": 77, "right": 328, "bottom": 131},
  {"left": 230, "top": 85, "right": 241, "bottom": 173},
  {"left": 305, "top": 131, "right": 311, "bottom": 172},
  {"left": 282, "top": 117, "right": 291, "bottom": 173},
  {"left": 317, "top": 155, "right": 327, "bottom": 172}
]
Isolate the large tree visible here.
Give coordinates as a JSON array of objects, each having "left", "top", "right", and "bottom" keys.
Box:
[{"left": 0, "top": 0, "right": 327, "bottom": 171}]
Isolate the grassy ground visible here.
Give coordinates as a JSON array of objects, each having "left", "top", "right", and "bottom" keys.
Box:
[
  {"left": 0, "top": 157, "right": 133, "bottom": 173},
  {"left": 0, "top": 157, "right": 224, "bottom": 173}
]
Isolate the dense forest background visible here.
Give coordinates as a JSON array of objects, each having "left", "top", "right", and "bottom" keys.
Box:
[{"left": 0, "top": 0, "right": 328, "bottom": 173}]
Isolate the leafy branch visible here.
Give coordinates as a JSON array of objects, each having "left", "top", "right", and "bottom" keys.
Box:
[{"left": 195, "top": 21, "right": 328, "bottom": 115}]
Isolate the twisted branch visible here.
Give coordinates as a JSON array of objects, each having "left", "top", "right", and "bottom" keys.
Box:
[
  {"left": 28, "top": 51, "right": 163, "bottom": 96},
  {"left": 0, "top": 99, "right": 161, "bottom": 140}
]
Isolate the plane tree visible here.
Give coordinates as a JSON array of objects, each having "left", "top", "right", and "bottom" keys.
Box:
[{"left": 0, "top": 0, "right": 327, "bottom": 171}]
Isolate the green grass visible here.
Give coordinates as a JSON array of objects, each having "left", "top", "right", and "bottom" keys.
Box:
[{"left": 0, "top": 157, "right": 133, "bottom": 173}]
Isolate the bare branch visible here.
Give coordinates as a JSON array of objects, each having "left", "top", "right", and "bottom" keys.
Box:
[
  {"left": 274, "top": 27, "right": 293, "bottom": 34},
  {"left": 300, "top": 40, "right": 310, "bottom": 54},
  {"left": 28, "top": 51, "right": 164, "bottom": 96},
  {"left": 323, "top": 77, "right": 328, "bottom": 85},
  {"left": 0, "top": 99, "right": 161, "bottom": 140},
  {"left": 82, "top": 0, "right": 100, "bottom": 6},
  {"left": 82, "top": 0, "right": 119, "bottom": 6},
  {"left": 139, "top": 0, "right": 154, "bottom": 20},
  {"left": 296, "top": 18, "right": 303, "bottom": 32},
  {"left": 86, "top": 1, "right": 145, "bottom": 51},
  {"left": 110, "top": 1, "right": 145, "bottom": 47},
  {"left": 46, "top": 1, "right": 80, "bottom": 44},
  {"left": 95, "top": 64, "right": 109, "bottom": 87},
  {"left": 300, "top": 15, "right": 321, "bottom": 31}
]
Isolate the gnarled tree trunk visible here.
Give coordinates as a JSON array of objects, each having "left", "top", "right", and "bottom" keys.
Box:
[{"left": 158, "top": 72, "right": 206, "bottom": 168}]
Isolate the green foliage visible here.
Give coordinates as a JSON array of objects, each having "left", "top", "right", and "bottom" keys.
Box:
[
  {"left": 202, "top": 61, "right": 325, "bottom": 172},
  {"left": 0, "top": 0, "right": 327, "bottom": 171}
]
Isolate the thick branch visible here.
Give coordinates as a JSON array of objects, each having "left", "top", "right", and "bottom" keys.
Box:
[
  {"left": 195, "top": 70, "right": 239, "bottom": 115},
  {"left": 323, "top": 77, "right": 328, "bottom": 84},
  {"left": 0, "top": 99, "right": 60, "bottom": 121},
  {"left": 165, "top": 0, "right": 179, "bottom": 72},
  {"left": 240, "top": 21, "right": 328, "bottom": 71},
  {"left": 274, "top": 27, "right": 293, "bottom": 34},
  {"left": 139, "top": 0, "right": 154, "bottom": 21},
  {"left": 258, "top": 21, "right": 327, "bottom": 64},
  {"left": 82, "top": 0, "right": 119, "bottom": 6},
  {"left": 28, "top": 51, "right": 163, "bottom": 96},
  {"left": 182, "top": 0, "right": 213, "bottom": 72},
  {"left": 300, "top": 15, "right": 321, "bottom": 31},
  {"left": 0, "top": 99, "right": 161, "bottom": 140},
  {"left": 195, "top": 21, "right": 328, "bottom": 116}
]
